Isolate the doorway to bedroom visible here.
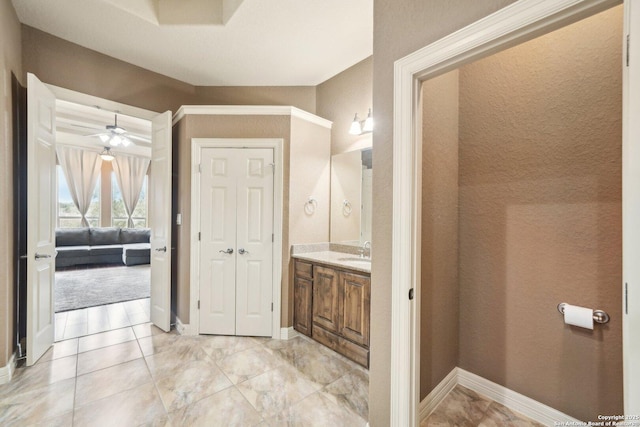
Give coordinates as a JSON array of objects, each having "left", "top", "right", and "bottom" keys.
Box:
[{"left": 53, "top": 100, "right": 152, "bottom": 341}]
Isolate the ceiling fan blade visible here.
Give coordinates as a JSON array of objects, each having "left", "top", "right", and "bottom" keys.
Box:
[
  {"left": 68, "top": 123, "right": 104, "bottom": 130},
  {"left": 84, "top": 133, "right": 107, "bottom": 138},
  {"left": 127, "top": 134, "right": 151, "bottom": 144}
]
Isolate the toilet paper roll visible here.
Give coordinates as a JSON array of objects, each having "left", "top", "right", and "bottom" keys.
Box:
[{"left": 564, "top": 304, "right": 594, "bottom": 330}]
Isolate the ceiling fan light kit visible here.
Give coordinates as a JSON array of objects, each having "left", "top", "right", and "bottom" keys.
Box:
[
  {"left": 85, "top": 113, "right": 147, "bottom": 148},
  {"left": 100, "top": 146, "right": 115, "bottom": 162}
]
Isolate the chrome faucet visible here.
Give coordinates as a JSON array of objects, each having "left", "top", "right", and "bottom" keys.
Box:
[{"left": 360, "top": 241, "right": 371, "bottom": 258}]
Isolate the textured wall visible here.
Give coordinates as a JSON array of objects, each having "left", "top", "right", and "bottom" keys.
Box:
[
  {"left": 0, "top": 0, "right": 23, "bottom": 368},
  {"left": 458, "top": 6, "right": 623, "bottom": 420},
  {"left": 371, "top": 1, "right": 516, "bottom": 423},
  {"left": 316, "top": 57, "right": 372, "bottom": 155},
  {"left": 420, "top": 70, "right": 459, "bottom": 399}
]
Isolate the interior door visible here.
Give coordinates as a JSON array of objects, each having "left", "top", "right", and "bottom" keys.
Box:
[
  {"left": 149, "top": 111, "right": 172, "bottom": 332},
  {"left": 623, "top": 0, "right": 640, "bottom": 414},
  {"left": 199, "top": 149, "right": 239, "bottom": 335},
  {"left": 26, "top": 73, "right": 57, "bottom": 366},
  {"left": 235, "top": 149, "right": 274, "bottom": 336},
  {"left": 199, "top": 147, "right": 274, "bottom": 337}
]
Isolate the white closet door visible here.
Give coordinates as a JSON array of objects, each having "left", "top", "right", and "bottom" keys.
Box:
[
  {"left": 235, "top": 149, "right": 274, "bottom": 337},
  {"left": 26, "top": 73, "right": 57, "bottom": 366},
  {"left": 199, "top": 148, "right": 274, "bottom": 337},
  {"left": 199, "top": 149, "right": 239, "bottom": 335}
]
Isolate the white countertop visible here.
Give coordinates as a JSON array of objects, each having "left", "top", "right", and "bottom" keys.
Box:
[{"left": 292, "top": 250, "right": 371, "bottom": 274}]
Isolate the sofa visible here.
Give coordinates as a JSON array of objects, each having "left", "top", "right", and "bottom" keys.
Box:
[{"left": 55, "top": 227, "right": 151, "bottom": 268}]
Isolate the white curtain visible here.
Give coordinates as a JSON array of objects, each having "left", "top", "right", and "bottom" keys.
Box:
[
  {"left": 112, "top": 155, "right": 151, "bottom": 228},
  {"left": 56, "top": 145, "right": 102, "bottom": 227}
]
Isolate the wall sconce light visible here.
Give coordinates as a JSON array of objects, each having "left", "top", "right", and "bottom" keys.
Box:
[
  {"left": 349, "top": 108, "right": 373, "bottom": 135},
  {"left": 100, "top": 146, "right": 115, "bottom": 162}
]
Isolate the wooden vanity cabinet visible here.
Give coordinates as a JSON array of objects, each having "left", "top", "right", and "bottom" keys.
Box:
[{"left": 293, "top": 259, "right": 371, "bottom": 368}]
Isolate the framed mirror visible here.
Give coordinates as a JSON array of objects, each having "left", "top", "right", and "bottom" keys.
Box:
[{"left": 329, "top": 148, "right": 372, "bottom": 245}]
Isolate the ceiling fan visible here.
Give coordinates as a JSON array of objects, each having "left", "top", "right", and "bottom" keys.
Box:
[{"left": 84, "top": 114, "right": 150, "bottom": 147}]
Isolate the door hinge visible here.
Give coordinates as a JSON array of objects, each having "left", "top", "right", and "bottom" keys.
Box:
[
  {"left": 198, "top": 163, "right": 202, "bottom": 173},
  {"left": 627, "top": 34, "right": 630, "bottom": 67},
  {"left": 625, "top": 282, "right": 628, "bottom": 315},
  {"left": 271, "top": 302, "right": 274, "bottom": 312},
  {"left": 198, "top": 300, "right": 200, "bottom": 309},
  {"left": 198, "top": 232, "right": 201, "bottom": 241},
  {"left": 408, "top": 288, "right": 414, "bottom": 300},
  {"left": 272, "top": 233, "right": 274, "bottom": 242}
]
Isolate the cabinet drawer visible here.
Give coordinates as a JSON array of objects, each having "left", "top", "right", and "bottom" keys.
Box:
[{"left": 295, "top": 260, "right": 313, "bottom": 279}]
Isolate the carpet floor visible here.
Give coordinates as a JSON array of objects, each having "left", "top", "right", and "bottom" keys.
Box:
[{"left": 55, "top": 265, "right": 150, "bottom": 312}]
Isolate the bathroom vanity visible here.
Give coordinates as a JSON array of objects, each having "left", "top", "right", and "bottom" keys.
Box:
[{"left": 292, "top": 251, "right": 371, "bottom": 368}]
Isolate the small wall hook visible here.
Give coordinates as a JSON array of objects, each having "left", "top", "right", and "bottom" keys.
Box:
[{"left": 305, "top": 197, "right": 318, "bottom": 215}]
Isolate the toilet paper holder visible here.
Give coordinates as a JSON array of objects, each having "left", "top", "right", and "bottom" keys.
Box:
[{"left": 557, "top": 303, "right": 610, "bottom": 324}]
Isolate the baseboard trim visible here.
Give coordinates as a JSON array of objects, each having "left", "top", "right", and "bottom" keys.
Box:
[
  {"left": 457, "top": 368, "right": 582, "bottom": 426},
  {"left": 175, "top": 317, "right": 197, "bottom": 336},
  {"left": 418, "top": 368, "right": 458, "bottom": 421},
  {"left": 280, "top": 327, "right": 299, "bottom": 340},
  {"left": 420, "top": 367, "right": 582, "bottom": 426},
  {"left": 0, "top": 352, "right": 17, "bottom": 385}
]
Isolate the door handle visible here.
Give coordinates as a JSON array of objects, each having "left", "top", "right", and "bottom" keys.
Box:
[
  {"left": 155, "top": 246, "right": 167, "bottom": 252},
  {"left": 238, "top": 248, "right": 249, "bottom": 255},
  {"left": 35, "top": 253, "right": 51, "bottom": 260},
  {"left": 219, "top": 248, "right": 234, "bottom": 254}
]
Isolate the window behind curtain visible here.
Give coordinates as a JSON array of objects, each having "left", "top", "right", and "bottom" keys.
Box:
[
  {"left": 111, "top": 173, "right": 148, "bottom": 228},
  {"left": 57, "top": 165, "right": 100, "bottom": 228}
]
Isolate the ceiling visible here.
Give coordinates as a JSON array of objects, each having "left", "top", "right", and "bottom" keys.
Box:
[{"left": 12, "top": 0, "right": 373, "bottom": 86}]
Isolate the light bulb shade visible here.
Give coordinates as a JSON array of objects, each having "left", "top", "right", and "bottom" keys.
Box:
[
  {"left": 99, "top": 134, "right": 110, "bottom": 143},
  {"left": 349, "top": 114, "right": 362, "bottom": 135},
  {"left": 110, "top": 135, "right": 122, "bottom": 146},
  {"left": 362, "top": 109, "right": 373, "bottom": 132},
  {"left": 121, "top": 136, "right": 132, "bottom": 147},
  {"left": 100, "top": 147, "right": 114, "bottom": 161}
]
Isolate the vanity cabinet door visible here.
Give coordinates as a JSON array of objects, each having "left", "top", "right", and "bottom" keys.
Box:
[
  {"left": 294, "top": 275, "right": 313, "bottom": 337},
  {"left": 338, "top": 271, "right": 370, "bottom": 347},
  {"left": 312, "top": 265, "right": 341, "bottom": 333}
]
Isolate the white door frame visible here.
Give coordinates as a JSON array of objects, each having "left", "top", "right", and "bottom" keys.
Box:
[
  {"left": 390, "top": 0, "right": 625, "bottom": 425},
  {"left": 191, "top": 138, "right": 284, "bottom": 339}
]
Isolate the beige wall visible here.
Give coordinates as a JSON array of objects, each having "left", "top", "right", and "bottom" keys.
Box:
[
  {"left": 195, "top": 86, "right": 316, "bottom": 114},
  {"left": 420, "top": 70, "right": 459, "bottom": 399},
  {"left": 0, "top": 0, "right": 23, "bottom": 368},
  {"left": 288, "top": 116, "right": 332, "bottom": 322},
  {"left": 316, "top": 57, "right": 372, "bottom": 155},
  {"left": 371, "top": 1, "right": 516, "bottom": 423},
  {"left": 457, "top": 6, "right": 622, "bottom": 420},
  {"left": 22, "top": 26, "right": 198, "bottom": 113},
  {"left": 173, "top": 114, "right": 330, "bottom": 327}
]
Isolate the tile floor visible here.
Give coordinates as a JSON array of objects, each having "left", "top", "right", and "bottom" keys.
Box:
[
  {"left": 421, "top": 385, "right": 545, "bottom": 427},
  {"left": 55, "top": 298, "right": 151, "bottom": 341},
  {"left": 0, "top": 326, "right": 369, "bottom": 426}
]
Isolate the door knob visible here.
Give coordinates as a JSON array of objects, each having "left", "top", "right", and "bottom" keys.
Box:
[
  {"left": 35, "top": 253, "right": 51, "bottom": 260},
  {"left": 238, "top": 248, "right": 249, "bottom": 255},
  {"left": 155, "top": 246, "right": 167, "bottom": 252},
  {"left": 219, "top": 248, "right": 234, "bottom": 254}
]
